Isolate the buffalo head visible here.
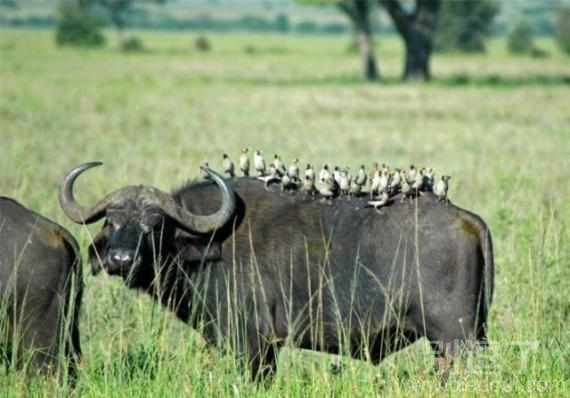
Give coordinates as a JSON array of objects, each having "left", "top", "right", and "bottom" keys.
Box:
[{"left": 59, "top": 162, "right": 236, "bottom": 286}]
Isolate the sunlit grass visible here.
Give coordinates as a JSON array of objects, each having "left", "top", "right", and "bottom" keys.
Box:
[{"left": 0, "top": 29, "right": 568, "bottom": 396}]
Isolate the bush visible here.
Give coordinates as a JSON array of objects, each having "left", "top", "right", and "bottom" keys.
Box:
[
  {"left": 507, "top": 20, "right": 534, "bottom": 54},
  {"left": 555, "top": 6, "right": 570, "bottom": 55},
  {"left": 55, "top": 2, "right": 104, "bottom": 47},
  {"left": 194, "top": 35, "right": 211, "bottom": 52},
  {"left": 121, "top": 37, "right": 144, "bottom": 52}
]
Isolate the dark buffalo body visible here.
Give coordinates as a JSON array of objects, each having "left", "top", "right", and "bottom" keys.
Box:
[
  {"left": 0, "top": 197, "right": 82, "bottom": 375},
  {"left": 60, "top": 163, "right": 493, "bottom": 382}
]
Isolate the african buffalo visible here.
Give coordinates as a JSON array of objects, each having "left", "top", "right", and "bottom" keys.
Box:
[
  {"left": 0, "top": 197, "right": 82, "bottom": 376},
  {"left": 60, "top": 162, "right": 493, "bottom": 382}
]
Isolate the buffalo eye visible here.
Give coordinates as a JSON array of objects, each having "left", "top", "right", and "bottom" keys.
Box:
[
  {"left": 106, "top": 210, "right": 125, "bottom": 231},
  {"left": 140, "top": 212, "right": 163, "bottom": 232}
]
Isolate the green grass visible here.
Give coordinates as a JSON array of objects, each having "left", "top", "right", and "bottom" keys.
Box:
[{"left": 0, "top": 29, "right": 568, "bottom": 396}]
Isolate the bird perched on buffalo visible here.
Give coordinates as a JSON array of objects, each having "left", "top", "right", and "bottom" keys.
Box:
[
  {"left": 370, "top": 169, "right": 381, "bottom": 198},
  {"left": 303, "top": 164, "right": 316, "bottom": 196},
  {"left": 434, "top": 175, "right": 452, "bottom": 203},
  {"left": 400, "top": 177, "right": 412, "bottom": 203},
  {"left": 369, "top": 161, "right": 379, "bottom": 183},
  {"left": 200, "top": 162, "right": 211, "bottom": 180},
  {"left": 349, "top": 180, "right": 362, "bottom": 197},
  {"left": 317, "top": 176, "right": 337, "bottom": 203},
  {"left": 222, "top": 153, "right": 235, "bottom": 178},
  {"left": 379, "top": 169, "right": 391, "bottom": 196},
  {"left": 367, "top": 190, "right": 390, "bottom": 213},
  {"left": 257, "top": 164, "right": 280, "bottom": 190},
  {"left": 273, "top": 154, "right": 287, "bottom": 177},
  {"left": 253, "top": 150, "right": 266, "bottom": 176},
  {"left": 319, "top": 164, "right": 332, "bottom": 182},
  {"left": 338, "top": 169, "right": 351, "bottom": 198},
  {"left": 333, "top": 166, "right": 342, "bottom": 187},
  {"left": 239, "top": 147, "right": 250, "bottom": 176},
  {"left": 355, "top": 165, "right": 367, "bottom": 187},
  {"left": 280, "top": 172, "right": 297, "bottom": 194},
  {"left": 411, "top": 168, "right": 425, "bottom": 196},
  {"left": 389, "top": 168, "right": 402, "bottom": 194},
  {"left": 424, "top": 167, "right": 435, "bottom": 192},
  {"left": 288, "top": 158, "right": 300, "bottom": 182},
  {"left": 407, "top": 164, "right": 417, "bottom": 184},
  {"left": 305, "top": 163, "right": 315, "bottom": 183}
]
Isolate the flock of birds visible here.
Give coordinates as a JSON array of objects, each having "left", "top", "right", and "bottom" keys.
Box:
[{"left": 202, "top": 148, "right": 452, "bottom": 211}]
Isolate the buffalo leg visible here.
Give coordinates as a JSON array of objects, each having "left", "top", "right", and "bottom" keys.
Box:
[
  {"left": 248, "top": 341, "right": 280, "bottom": 384},
  {"left": 427, "top": 316, "right": 478, "bottom": 385}
]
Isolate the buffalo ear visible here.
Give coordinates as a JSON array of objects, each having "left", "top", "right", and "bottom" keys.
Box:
[
  {"left": 175, "top": 230, "right": 222, "bottom": 263},
  {"left": 88, "top": 230, "right": 109, "bottom": 275}
]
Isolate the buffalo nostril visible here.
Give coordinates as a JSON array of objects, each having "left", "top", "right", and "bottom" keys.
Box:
[{"left": 107, "top": 250, "right": 134, "bottom": 270}]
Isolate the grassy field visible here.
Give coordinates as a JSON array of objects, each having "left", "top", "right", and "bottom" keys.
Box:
[{"left": 0, "top": 29, "right": 569, "bottom": 396}]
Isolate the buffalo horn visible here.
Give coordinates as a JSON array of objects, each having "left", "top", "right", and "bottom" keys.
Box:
[
  {"left": 153, "top": 166, "right": 236, "bottom": 234},
  {"left": 59, "top": 161, "right": 113, "bottom": 224},
  {"left": 60, "top": 162, "right": 236, "bottom": 234}
]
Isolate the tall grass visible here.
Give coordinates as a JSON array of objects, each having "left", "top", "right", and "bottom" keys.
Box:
[{"left": 0, "top": 29, "right": 568, "bottom": 396}]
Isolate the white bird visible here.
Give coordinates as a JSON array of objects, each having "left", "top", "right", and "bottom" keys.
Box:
[
  {"left": 389, "top": 168, "right": 402, "bottom": 193},
  {"left": 257, "top": 164, "right": 280, "bottom": 190},
  {"left": 239, "top": 147, "right": 250, "bottom": 176},
  {"left": 303, "top": 175, "right": 316, "bottom": 196},
  {"left": 288, "top": 158, "right": 300, "bottom": 182},
  {"left": 370, "top": 170, "right": 381, "bottom": 198},
  {"left": 424, "top": 167, "right": 435, "bottom": 192},
  {"left": 411, "top": 168, "right": 425, "bottom": 195},
  {"left": 273, "top": 154, "right": 287, "bottom": 177},
  {"left": 434, "top": 175, "right": 451, "bottom": 203},
  {"left": 407, "top": 164, "right": 417, "bottom": 184},
  {"left": 332, "top": 166, "right": 341, "bottom": 187},
  {"left": 319, "top": 164, "right": 332, "bottom": 182},
  {"left": 378, "top": 169, "right": 391, "bottom": 195},
  {"left": 368, "top": 190, "right": 389, "bottom": 212},
  {"left": 338, "top": 169, "right": 351, "bottom": 197},
  {"left": 355, "top": 165, "right": 367, "bottom": 187},
  {"left": 400, "top": 178, "right": 412, "bottom": 203},
  {"left": 281, "top": 172, "right": 296, "bottom": 194},
  {"left": 317, "top": 176, "right": 337, "bottom": 203},
  {"left": 253, "top": 150, "right": 266, "bottom": 176},
  {"left": 303, "top": 164, "right": 316, "bottom": 196},
  {"left": 222, "top": 153, "right": 235, "bottom": 178},
  {"left": 305, "top": 164, "right": 315, "bottom": 182},
  {"left": 200, "top": 162, "right": 211, "bottom": 180},
  {"left": 350, "top": 180, "right": 362, "bottom": 197},
  {"left": 369, "top": 161, "right": 379, "bottom": 183}
]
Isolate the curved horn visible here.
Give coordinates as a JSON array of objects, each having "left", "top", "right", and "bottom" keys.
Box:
[
  {"left": 59, "top": 162, "right": 111, "bottom": 224},
  {"left": 144, "top": 167, "right": 236, "bottom": 234}
]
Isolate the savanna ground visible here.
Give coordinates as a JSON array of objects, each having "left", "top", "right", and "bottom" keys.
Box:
[{"left": 0, "top": 29, "right": 568, "bottom": 396}]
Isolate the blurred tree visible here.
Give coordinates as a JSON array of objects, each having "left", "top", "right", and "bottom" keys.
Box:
[
  {"left": 299, "top": 0, "right": 379, "bottom": 81},
  {"left": 338, "top": 0, "right": 380, "bottom": 80},
  {"left": 507, "top": 20, "right": 534, "bottom": 54},
  {"left": 97, "top": 0, "right": 164, "bottom": 50},
  {"left": 379, "top": 0, "right": 441, "bottom": 81},
  {"left": 435, "top": 0, "right": 499, "bottom": 53},
  {"left": 56, "top": 0, "right": 105, "bottom": 47},
  {"left": 275, "top": 13, "right": 290, "bottom": 32},
  {"left": 555, "top": 6, "right": 570, "bottom": 55},
  {"left": 0, "top": 0, "right": 18, "bottom": 8},
  {"left": 97, "top": 0, "right": 130, "bottom": 49}
]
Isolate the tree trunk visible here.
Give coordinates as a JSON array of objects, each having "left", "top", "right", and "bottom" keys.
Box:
[
  {"left": 339, "top": 0, "right": 380, "bottom": 81},
  {"left": 355, "top": 0, "right": 379, "bottom": 81},
  {"left": 380, "top": 0, "right": 441, "bottom": 81},
  {"left": 403, "top": 24, "right": 432, "bottom": 80},
  {"left": 356, "top": 31, "right": 379, "bottom": 81}
]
